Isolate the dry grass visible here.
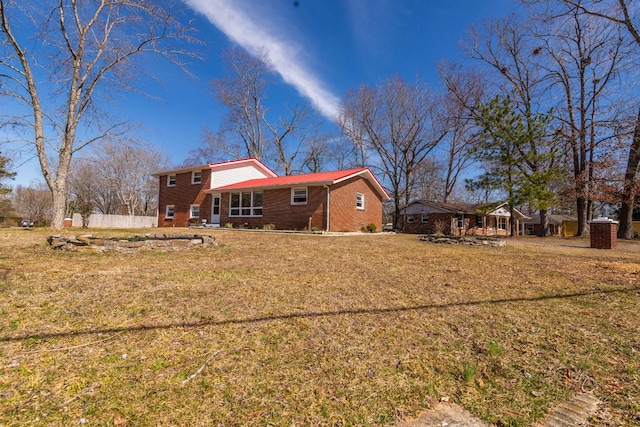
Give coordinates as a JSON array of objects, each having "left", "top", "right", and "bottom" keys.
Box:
[{"left": 0, "top": 228, "right": 639, "bottom": 426}]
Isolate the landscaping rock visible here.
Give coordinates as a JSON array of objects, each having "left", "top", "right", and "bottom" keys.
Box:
[
  {"left": 47, "top": 234, "right": 217, "bottom": 253},
  {"left": 419, "top": 235, "right": 506, "bottom": 247}
]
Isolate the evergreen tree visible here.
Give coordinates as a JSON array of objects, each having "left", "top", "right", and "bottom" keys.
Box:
[{"left": 470, "top": 96, "right": 564, "bottom": 236}]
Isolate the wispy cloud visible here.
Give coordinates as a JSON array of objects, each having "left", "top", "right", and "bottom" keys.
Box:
[{"left": 186, "top": 0, "right": 341, "bottom": 120}]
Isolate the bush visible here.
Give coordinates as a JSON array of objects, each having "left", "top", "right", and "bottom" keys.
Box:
[
  {"left": 224, "top": 222, "right": 233, "bottom": 228},
  {"left": 366, "top": 223, "right": 377, "bottom": 233}
]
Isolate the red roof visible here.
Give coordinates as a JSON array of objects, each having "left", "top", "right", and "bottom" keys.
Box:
[{"left": 211, "top": 168, "right": 390, "bottom": 199}]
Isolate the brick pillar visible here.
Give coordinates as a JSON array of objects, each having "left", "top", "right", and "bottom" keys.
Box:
[
  {"left": 63, "top": 218, "right": 73, "bottom": 228},
  {"left": 589, "top": 218, "right": 618, "bottom": 249}
]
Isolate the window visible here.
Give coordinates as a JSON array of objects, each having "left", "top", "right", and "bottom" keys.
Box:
[
  {"left": 476, "top": 215, "right": 483, "bottom": 228},
  {"left": 167, "top": 174, "right": 176, "bottom": 187},
  {"left": 356, "top": 193, "right": 365, "bottom": 210},
  {"left": 165, "top": 205, "right": 175, "bottom": 219},
  {"left": 213, "top": 197, "right": 220, "bottom": 215},
  {"left": 291, "top": 187, "right": 307, "bottom": 205},
  {"left": 456, "top": 214, "right": 464, "bottom": 229},
  {"left": 498, "top": 217, "right": 507, "bottom": 230},
  {"left": 407, "top": 215, "right": 414, "bottom": 223},
  {"left": 421, "top": 214, "right": 429, "bottom": 223},
  {"left": 229, "top": 191, "right": 263, "bottom": 216},
  {"left": 192, "top": 170, "right": 202, "bottom": 184},
  {"left": 190, "top": 204, "right": 200, "bottom": 219}
]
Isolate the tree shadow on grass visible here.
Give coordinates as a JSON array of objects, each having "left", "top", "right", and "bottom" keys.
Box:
[{"left": 2, "top": 285, "right": 638, "bottom": 343}]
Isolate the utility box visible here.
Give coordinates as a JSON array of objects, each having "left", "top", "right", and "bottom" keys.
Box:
[{"left": 589, "top": 217, "right": 618, "bottom": 249}]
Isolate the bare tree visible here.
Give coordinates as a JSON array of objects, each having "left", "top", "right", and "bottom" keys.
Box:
[
  {"left": 531, "top": 1, "right": 631, "bottom": 236},
  {"left": 69, "top": 141, "right": 168, "bottom": 217},
  {"left": 0, "top": 152, "right": 15, "bottom": 220},
  {"left": 206, "top": 47, "right": 316, "bottom": 174},
  {"left": 69, "top": 158, "right": 119, "bottom": 215},
  {"left": 466, "top": 15, "right": 568, "bottom": 236},
  {"left": 557, "top": 0, "right": 640, "bottom": 239},
  {"left": 12, "top": 183, "right": 52, "bottom": 225},
  {"left": 412, "top": 157, "right": 446, "bottom": 201},
  {"left": 339, "top": 76, "right": 447, "bottom": 229},
  {"left": 0, "top": 1, "right": 199, "bottom": 228},
  {"left": 437, "top": 62, "right": 487, "bottom": 202}
]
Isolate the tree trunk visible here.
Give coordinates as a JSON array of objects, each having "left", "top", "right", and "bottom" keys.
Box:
[
  {"left": 618, "top": 107, "right": 640, "bottom": 239},
  {"left": 575, "top": 196, "right": 588, "bottom": 236},
  {"left": 539, "top": 208, "right": 550, "bottom": 237},
  {"left": 50, "top": 185, "right": 67, "bottom": 229}
]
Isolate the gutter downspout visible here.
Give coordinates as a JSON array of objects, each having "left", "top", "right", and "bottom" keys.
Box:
[{"left": 323, "top": 184, "right": 330, "bottom": 232}]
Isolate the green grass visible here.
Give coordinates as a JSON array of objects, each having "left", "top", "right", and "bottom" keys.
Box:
[{"left": 0, "top": 229, "right": 638, "bottom": 425}]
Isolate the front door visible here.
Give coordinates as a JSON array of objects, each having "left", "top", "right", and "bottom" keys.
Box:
[{"left": 211, "top": 195, "right": 221, "bottom": 225}]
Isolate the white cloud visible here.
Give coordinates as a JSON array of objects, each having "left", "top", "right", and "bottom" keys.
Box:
[{"left": 186, "top": 0, "right": 341, "bottom": 120}]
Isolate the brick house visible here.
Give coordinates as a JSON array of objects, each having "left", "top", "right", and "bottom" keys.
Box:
[
  {"left": 155, "top": 158, "right": 390, "bottom": 232},
  {"left": 398, "top": 200, "right": 526, "bottom": 235},
  {"left": 155, "top": 158, "right": 278, "bottom": 228}
]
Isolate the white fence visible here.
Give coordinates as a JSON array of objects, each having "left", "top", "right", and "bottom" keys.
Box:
[{"left": 71, "top": 213, "right": 157, "bottom": 228}]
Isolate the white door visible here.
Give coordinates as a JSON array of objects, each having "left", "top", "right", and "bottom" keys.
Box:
[{"left": 211, "top": 195, "right": 221, "bottom": 225}]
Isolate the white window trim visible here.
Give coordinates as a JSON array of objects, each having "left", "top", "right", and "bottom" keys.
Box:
[
  {"left": 165, "top": 205, "right": 175, "bottom": 219},
  {"left": 191, "top": 170, "right": 202, "bottom": 184},
  {"left": 407, "top": 215, "right": 414, "bottom": 224},
  {"left": 167, "top": 174, "right": 176, "bottom": 187},
  {"left": 497, "top": 217, "right": 507, "bottom": 230},
  {"left": 229, "top": 191, "right": 263, "bottom": 217},
  {"left": 291, "top": 187, "right": 308, "bottom": 205},
  {"left": 190, "top": 204, "right": 200, "bottom": 219},
  {"left": 356, "top": 192, "right": 365, "bottom": 210},
  {"left": 421, "top": 213, "right": 429, "bottom": 223}
]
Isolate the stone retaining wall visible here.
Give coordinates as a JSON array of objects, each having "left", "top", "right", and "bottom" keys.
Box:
[
  {"left": 419, "top": 235, "right": 506, "bottom": 247},
  {"left": 47, "top": 233, "right": 217, "bottom": 253}
]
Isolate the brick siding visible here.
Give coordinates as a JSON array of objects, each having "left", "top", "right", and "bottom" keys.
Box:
[
  {"left": 218, "top": 176, "right": 383, "bottom": 232},
  {"left": 590, "top": 222, "right": 617, "bottom": 249},
  {"left": 157, "top": 169, "right": 212, "bottom": 227}
]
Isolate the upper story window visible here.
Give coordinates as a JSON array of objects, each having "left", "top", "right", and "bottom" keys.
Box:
[
  {"left": 291, "top": 187, "right": 307, "bottom": 205},
  {"left": 230, "top": 191, "right": 263, "bottom": 217},
  {"left": 190, "top": 204, "right": 200, "bottom": 219},
  {"left": 165, "top": 205, "right": 175, "bottom": 219},
  {"left": 167, "top": 174, "right": 176, "bottom": 187},
  {"left": 356, "top": 193, "right": 365, "bottom": 210},
  {"left": 192, "top": 170, "right": 202, "bottom": 184}
]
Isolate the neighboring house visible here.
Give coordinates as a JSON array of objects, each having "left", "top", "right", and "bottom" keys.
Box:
[
  {"left": 523, "top": 213, "right": 576, "bottom": 236},
  {"left": 398, "top": 200, "right": 526, "bottom": 236},
  {"left": 155, "top": 158, "right": 390, "bottom": 232},
  {"left": 155, "top": 158, "right": 278, "bottom": 228}
]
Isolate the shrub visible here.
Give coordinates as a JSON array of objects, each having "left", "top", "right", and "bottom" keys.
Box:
[
  {"left": 366, "top": 223, "right": 377, "bottom": 233},
  {"left": 224, "top": 222, "right": 233, "bottom": 228}
]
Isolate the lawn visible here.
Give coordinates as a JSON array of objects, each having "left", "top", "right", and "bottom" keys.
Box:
[{"left": 0, "top": 228, "right": 638, "bottom": 426}]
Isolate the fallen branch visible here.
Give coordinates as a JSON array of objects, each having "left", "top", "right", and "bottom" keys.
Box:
[{"left": 181, "top": 350, "right": 221, "bottom": 385}]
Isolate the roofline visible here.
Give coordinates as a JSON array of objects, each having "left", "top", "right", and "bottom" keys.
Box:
[
  {"left": 334, "top": 168, "right": 390, "bottom": 200},
  {"left": 153, "top": 158, "right": 278, "bottom": 178},
  {"left": 209, "top": 158, "right": 278, "bottom": 177},
  {"left": 207, "top": 168, "right": 391, "bottom": 200},
  {"left": 205, "top": 180, "right": 335, "bottom": 193},
  {"left": 401, "top": 200, "right": 527, "bottom": 217},
  {"left": 152, "top": 164, "right": 209, "bottom": 177}
]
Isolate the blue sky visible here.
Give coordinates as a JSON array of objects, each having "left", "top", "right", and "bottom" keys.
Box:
[{"left": 9, "top": 0, "right": 521, "bottom": 187}]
